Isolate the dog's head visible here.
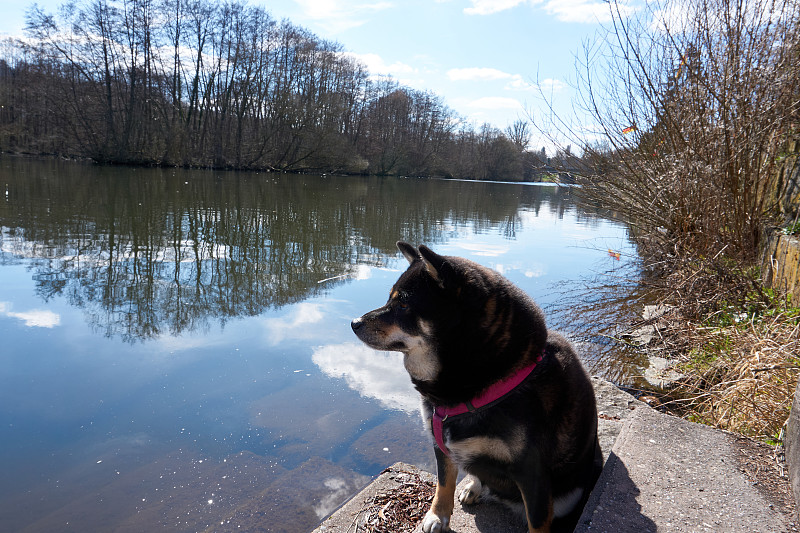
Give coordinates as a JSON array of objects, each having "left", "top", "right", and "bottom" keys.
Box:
[
  {"left": 351, "top": 241, "right": 456, "bottom": 383},
  {"left": 352, "top": 241, "right": 548, "bottom": 396}
]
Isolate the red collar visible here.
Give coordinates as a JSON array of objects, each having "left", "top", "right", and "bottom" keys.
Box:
[{"left": 431, "top": 351, "right": 545, "bottom": 456}]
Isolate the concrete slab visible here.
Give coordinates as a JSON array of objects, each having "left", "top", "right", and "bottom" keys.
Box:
[{"left": 576, "top": 406, "right": 790, "bottom": 532}]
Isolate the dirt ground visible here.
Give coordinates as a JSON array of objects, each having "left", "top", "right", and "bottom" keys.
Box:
[{"left": 733, "top": 436, "right": 798, "bottom": 531}]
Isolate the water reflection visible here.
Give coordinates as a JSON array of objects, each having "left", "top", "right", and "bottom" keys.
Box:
[
  {"left": 0, "top": 301, "right": 61, "bottom": 327},
  {"left": 0, "top": 157, "right": 605, "bottom": 343},
  {"left": 312, "top": 343, "right": 419, "bottom": 413},
  {"left": 0, "top": 156, "right": 634, "bottom": 533}
]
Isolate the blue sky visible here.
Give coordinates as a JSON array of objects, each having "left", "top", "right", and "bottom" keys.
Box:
[{"left": 1, "top": 0, "right": 618, "bottom": 139}]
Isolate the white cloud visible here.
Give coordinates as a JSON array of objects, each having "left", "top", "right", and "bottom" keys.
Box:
[
  {"left": 312, "top": 343, "right": 420, "bottom": 412},
  {"left": 342, "top": 52, "right": 416, "bottom": 78},
  {"left": 648, "top": 2, "right": 692, "bottom": 33},
  {"left": 446, "top": 69, "right": 560, "bottom": 96},
  {"left": 447, "top": 67, "right": 513, "bottom": 81},
  {"left": 294, "top": 0, "right": 394, "bottom": 32},
  {"left": 0, "top": 302, "right": 61, "bottom": 328},
  {"left": 535, "top": 0, "right": 617, "bottom": 23},
  {"left": 462, "top": 0, "right": 619, "bottom": 23},
  {"left": 504, "top": 75, "right": 535, "bottom": 91},
  {"left": 295, "top": 0, "right": 341, "bottom": 18},
  {"left": 464, "top": 0, "right": 527, "bottom": 15},
  {"left": 467, "top": 96, "right": 524, "bottom": 110},
  {"left": 537, "top": 77, "right": 567, "bottom": 92}
]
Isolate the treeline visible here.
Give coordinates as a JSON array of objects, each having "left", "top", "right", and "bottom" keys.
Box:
[{"left": 0, "top": 0, "right": 546, "bottom": 180}]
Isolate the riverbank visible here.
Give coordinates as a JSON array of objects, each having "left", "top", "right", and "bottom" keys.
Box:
[
  {"left": 618, "top": 247, "right": 800, "bottom": 442},
  {"left": 0, "top": 151, "right": 565, "bottom": 183}
]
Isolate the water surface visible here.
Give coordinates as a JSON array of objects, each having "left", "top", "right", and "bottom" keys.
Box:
[{"left": 0, "top": 157, "right": 635, "bottom": 532}]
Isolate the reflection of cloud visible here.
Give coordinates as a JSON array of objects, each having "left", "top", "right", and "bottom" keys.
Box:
[
  {"left": 353, "top": 264, "right": 373, "bottom": 280},
  {"left": 264, "top": 303, "right": 324, "bottom": 345},
  {"left": 0, "top": 301, "right": 61, "bottom": 328},
  {"left": 312, "top": 343, "right": 419, "bottom": 412},
  {"left": 2, "top": 226, "right": 233, "bottom": 266},
  {"left": 456, "top": 243, "right": 510, "bottom": 257},
  {"left": 494, "top": 263, "right": 546, "bottom": 277},
  {"left": 313, "top": 477, "right": 351, "bottom": 519},
  {"left": 318, "top": 263, "right": 374, "bottom": 284},
  {"left": 155, "top": 332, "right": 227, "bottom": 353}
]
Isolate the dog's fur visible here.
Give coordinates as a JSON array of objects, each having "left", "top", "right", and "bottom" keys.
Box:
[{"left": 351, "top": 242, "right": 601, "bottom": 533}]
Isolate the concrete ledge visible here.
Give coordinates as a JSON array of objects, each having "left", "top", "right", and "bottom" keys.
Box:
[{"left": 576, "top": 406, "right": 788, "bottom": 532}]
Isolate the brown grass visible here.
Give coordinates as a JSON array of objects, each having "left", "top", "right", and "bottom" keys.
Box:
[
  {"left": 667, "top": 313, "right": 800, "bottom": 439},
  {"left": 552, "top": 253, "right": 800, "bottom": 440}
]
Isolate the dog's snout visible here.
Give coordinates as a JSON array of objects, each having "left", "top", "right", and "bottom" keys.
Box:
[{"left": 351, "top": 317, "right": 364, "bottom": 332}]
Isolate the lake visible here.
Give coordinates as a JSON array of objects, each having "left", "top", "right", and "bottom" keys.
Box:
[{"left": 0, "top": 157, "right": 636, "bottom": 532}]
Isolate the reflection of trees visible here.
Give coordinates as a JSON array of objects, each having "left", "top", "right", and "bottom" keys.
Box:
[{"left": 0, "top": 158, "right": 613, "bottom": 341}]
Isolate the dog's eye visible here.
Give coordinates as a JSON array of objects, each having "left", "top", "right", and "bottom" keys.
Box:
[{"left": 397, "top": 301, "right": 409, "bottom": 311}]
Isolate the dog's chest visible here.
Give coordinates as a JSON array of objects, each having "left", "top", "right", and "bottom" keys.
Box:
[{"left": 446, "top": 429, "right": 526, "bottom": 465}]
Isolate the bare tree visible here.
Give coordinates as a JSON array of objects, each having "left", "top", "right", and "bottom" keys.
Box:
[
  {"left": 505, "top": 118, "right": 531, "bottom": 152},
  {"left": 561, "top": 0, "right": 800, "bottom": 263},
  {"left": 7, "top": 0, "right": 532, "bottom": 179}
]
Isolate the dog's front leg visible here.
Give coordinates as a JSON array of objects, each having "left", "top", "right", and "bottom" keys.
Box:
[
  {"left": 422, "top": 445, "right": 458, "bottom": 533},
  {"left": 514, "top": 460, "right": 553, "bottom": 533}
]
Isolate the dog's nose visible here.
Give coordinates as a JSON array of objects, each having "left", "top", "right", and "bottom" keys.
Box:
[{"left": 351, "top": 317, "right": 363, "bottom": 332}]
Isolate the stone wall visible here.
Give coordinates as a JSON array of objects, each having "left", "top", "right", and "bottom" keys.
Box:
[
  {"left": 761, "top": 231, "right": 800, "bottom": 304},
  {"left": 776, "top": 136, "right": 800, "bottom": 225},
  {"left": 787, "top": 382, "right": 800, "bottom": 521},
  {"left": 764, "top": 137, "right": 800, "bottom": 517}
]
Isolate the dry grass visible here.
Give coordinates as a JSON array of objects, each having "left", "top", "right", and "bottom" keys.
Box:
[
  {"left": 667, "top": 314, "right": 800, "bottom": 439},
  {"left": 553, "top": 253, "right": 800, "bottom": 440},
  {"left": 605, "top": 250, "right": 800, "bottom": 439},
  {"left": 351, "top": 471, "right": 435, "bottom": 532}
]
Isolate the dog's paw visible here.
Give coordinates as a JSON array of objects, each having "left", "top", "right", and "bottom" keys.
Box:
[
  {"left": 458, "top": 476, "right": 483, "bottom": 505},
  {"left": 421, "top": 509, "right": 450, "bottom": 533}
]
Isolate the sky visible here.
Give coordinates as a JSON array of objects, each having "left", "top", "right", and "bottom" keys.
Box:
[{"left": 0, "top": 0, "right": 622, "bottom": 142}]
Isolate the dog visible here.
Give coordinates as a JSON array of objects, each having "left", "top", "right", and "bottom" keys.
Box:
[{"left": 351, "top": 242, "right": 601, "bottom": 533}]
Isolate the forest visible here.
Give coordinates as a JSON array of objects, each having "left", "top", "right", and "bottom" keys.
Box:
[{"left": 0, "top": 0, "right": 575, "bottom": 180}]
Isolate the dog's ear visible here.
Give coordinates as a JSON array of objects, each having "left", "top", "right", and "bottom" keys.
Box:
[
  {"left": 396, "top": 241, "right": 420, "bottom": 264},
  {"left": 418, "top": 245, "right": 448, "bottom": 288}
]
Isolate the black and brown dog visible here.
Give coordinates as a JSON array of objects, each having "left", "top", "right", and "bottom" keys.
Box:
[{"left": 351, "top": 242, "right": 601, "bottom": 533}]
